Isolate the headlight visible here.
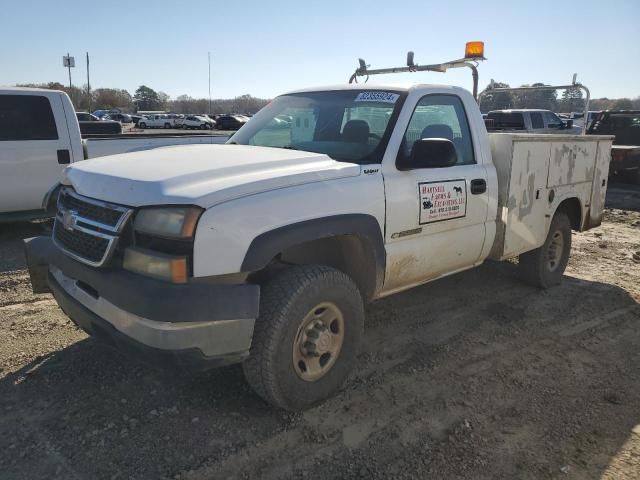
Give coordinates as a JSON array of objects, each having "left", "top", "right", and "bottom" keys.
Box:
[
  {"left": 123, "top": 247, "right": 187, "bottom": 283},
  {"left": 134, "top": 206, "right": 202, "bottom": 238}
]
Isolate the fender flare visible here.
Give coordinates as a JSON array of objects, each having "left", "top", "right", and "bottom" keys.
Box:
[{"left": 241, "top": 214, "right": 386, "bottom": 287}]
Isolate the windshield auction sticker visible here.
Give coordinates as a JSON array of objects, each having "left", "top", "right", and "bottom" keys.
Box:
[
  {"left": 354, "top": 92, "right": 399, "bottom": 103},
  {"left": 418, "top": 180, "right": 467, "bottom": 224}
]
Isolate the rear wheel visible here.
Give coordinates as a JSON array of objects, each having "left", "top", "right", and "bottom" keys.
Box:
[
  {"left": 519, "top": 212, "right": 572, "bottom": 288},
  {"left": 243, "top": 265, "right": 364, "bottom": 411},
  {"left": 164, "top": 123, "right": 171, "bottom": 129}
]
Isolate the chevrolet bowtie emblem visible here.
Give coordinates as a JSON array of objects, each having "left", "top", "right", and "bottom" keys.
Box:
[{"left": 61, "top": 209, "right": 78, "bottom": 231}]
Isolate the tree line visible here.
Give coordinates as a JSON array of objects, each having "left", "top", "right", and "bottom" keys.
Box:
[
  {"left": 16, "top": 82, "right": 270, "bottom": 115},
  {"left": 16, "top": 81, "right": 639, "bottom": 114},
  {"left": 479, "top": 81, "right": 639, "bottom": 113}
]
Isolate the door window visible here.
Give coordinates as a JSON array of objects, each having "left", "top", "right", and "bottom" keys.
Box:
[
  {"left": 543, "top": 111, "right": 562, "bottom": 129},
  {"left": 401, "top": 94, "right": 475, "bottom": 166},
  {"left": 0, "top": 95, "right": 58, "bottom": 141},
  {"left": 530, "top": 112, "right": 544, "bottom": 129}
]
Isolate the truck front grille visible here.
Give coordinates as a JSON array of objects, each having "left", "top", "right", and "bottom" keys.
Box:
[
  {"left": 58, "top": 189, "right": 124, "bottom": 228},
  {"left": 53, "top": 188, "right": 133, "bottom": 267},
  {"left": 53, "top": 222, "right": 111, "bottom": 263}
]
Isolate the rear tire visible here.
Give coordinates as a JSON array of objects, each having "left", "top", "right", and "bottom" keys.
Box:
[
  {"left": 164, "top": 123, "right": 171, "bottom": 129},
  {"left": 519, "top": 212, "right": 572, "bottom": 288},
  {"left": 243, "top": 265, "right": 364, "bottom": 411}
]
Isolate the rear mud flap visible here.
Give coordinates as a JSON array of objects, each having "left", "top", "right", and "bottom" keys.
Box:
[{"left": 23, "top": 237, "right": 51, "bottom": 294}]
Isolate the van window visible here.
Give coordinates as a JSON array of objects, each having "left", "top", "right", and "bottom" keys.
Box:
[
  {"left": 0, "top": 95, "right": 59, "bottom": 141},
  {"left": 530, "top": 112, "right": 544, "bottom": 129},
  {"left": 487, "top": 112, "right": 525, "bottom": 130}
]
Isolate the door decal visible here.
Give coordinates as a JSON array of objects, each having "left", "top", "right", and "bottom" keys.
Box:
[{"left": 418, "top": 180, "right": 467, "bottom": 224}]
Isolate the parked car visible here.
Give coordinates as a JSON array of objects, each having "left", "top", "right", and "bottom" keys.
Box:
[
  {"left": 103, "top": 113, "right": 132, "bottom": 123},
  {"left": 182, "top": 115, "right": 214, "bottom": 129},
  {"left": 23, "top": 83, "right": 612, "bottom": 411},
  {"left": 76, "top": 112, "right": 100, "bottom": 122},
  {"left": 138, "top": 114, "right": 173, "bottom": 129},
  {"left": 0, "top": 88, "right": 229, "bottom": 221},
  {"left": 486, "top": 109, "right": 583, "bottom": 134},
  {"left": 215, "top": 114, "right": 248, "bottom": 130}
]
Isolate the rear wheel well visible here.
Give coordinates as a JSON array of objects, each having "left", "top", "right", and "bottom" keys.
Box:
[
  {"left": 555, "top": 197, "right": 582, "bottom": 231},
  {"left": 248, "top": 235, "right": 378, "bottom": 302}
]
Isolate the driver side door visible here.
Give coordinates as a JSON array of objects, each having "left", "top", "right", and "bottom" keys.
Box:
[{"left": 381, "top": 93, "right": 490, "bottom": 294}]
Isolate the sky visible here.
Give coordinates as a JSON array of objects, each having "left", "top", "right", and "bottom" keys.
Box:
[{"left": 1, "top": 0, "right": 638, "bottom": 100}]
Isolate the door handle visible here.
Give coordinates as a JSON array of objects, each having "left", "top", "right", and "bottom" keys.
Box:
[
  {"left": 470, "top": 178, "right": 486, "bottom": 195},
  {"left": 57, "top": 149, "right": 70, "bottom": 164}
]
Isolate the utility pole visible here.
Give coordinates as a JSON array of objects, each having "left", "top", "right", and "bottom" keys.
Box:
[
  {"left": 208, "top": 51, "right": 212, "bottom": 115},
  {"left": 86, "top": 52, "right": 91, "bottom": 112},
  {"left": 66, "top": 52, "right": 73, "bottom": 89},
  {"left": 63, "top": 53, "right": 75, "bottom": 104}
]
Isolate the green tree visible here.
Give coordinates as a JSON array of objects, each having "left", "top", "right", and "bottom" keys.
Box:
[
  {"left": 611, "top": 98, "right": 633, "bottom": 110},
  {"left": 559, "top": 87, "right": 585, "bottom": 113},
  {"left": 479, "top": 82, "right": 514, "bottom": 113},
  {"left": 133, "top": 85, "right": 161, "bottom": 111}
]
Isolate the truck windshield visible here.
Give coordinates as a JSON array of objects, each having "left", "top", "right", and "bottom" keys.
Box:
[{"left": 228, "top": 90, "right": 406, "bottom": 164}]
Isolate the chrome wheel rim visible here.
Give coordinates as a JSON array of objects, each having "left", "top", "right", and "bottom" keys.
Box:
[
  {"left": 293, "top": 302, "right": 344, "bottom": 382},
  {"left": 546, "top": 230, "right": 564, "bottom": 271}
]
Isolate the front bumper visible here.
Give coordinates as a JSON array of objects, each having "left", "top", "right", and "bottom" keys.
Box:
[{"left": 24, "top": 236, "right": 260, "bottom": 369}]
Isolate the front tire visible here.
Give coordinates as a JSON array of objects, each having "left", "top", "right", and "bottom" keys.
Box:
[
  {"left": 139, "top": 122, "right": 146, "bottom": 129},
  {"left": 519, "top": 212, "right": 572, "bottom": 288},
  {"left": 243, "top": 265, "right": 364, "bottom": 411}
]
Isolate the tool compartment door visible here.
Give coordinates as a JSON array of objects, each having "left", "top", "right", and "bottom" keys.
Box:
[
  {"left": 503, "top": 140, "right": 551, "bottom": 256},
  {"left": 588, "top": 139, "right": 613, "bottom": 228},
  {"left": 547, "top": 141, "right": 597, "bottom": 187}
]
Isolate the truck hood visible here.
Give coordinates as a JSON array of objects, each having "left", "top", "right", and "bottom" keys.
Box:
[{"left": 62, "top": 144, "right": 361, "bottom": 208}]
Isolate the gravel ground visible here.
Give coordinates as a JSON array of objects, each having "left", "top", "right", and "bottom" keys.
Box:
[{"left": 0, "top": 184, "right": 639, "bottom": 480}]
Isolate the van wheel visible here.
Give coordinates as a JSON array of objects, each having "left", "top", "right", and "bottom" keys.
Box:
[
  {"left": 139, "top": 122, "right": 146, "bottom": 129},
  {"left": 164, "top": 123, "right": 171, "bottom": 129},
  {"left": 243, "top": 265, "right": 364, "bottom": 411},
  {"left": 519, "top": 212, "right": 571, "bottom": 288}
]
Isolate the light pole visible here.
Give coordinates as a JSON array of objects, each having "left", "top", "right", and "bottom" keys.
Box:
[
  {"left": 86, "top": 52, "right": 91, "bottom": 111},
  {"left": 208, "top": 51, "right": 212, "bottom": 115}
]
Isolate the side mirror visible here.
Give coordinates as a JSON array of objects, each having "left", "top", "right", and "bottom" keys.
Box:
[{"left": 401, "top": 138, "right": 457, "bottom": 170}]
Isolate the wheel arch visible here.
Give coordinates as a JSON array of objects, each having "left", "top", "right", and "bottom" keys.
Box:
[
  {"left": 553, "top": 196, "right": 583, "bottom": 231},
  {"left": 241, "top": 214, "right": 385, "bottom": 302}
]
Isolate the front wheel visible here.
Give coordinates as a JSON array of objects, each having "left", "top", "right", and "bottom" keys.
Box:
[
  {"left": 139, "top": 122, "right": 146, "bottom": 129},
  {"left": 243, "top": 265, "right": 364, "bottom": 411},
  {"left": 519, "top": 212, "right": 572, "bottom": 288}
]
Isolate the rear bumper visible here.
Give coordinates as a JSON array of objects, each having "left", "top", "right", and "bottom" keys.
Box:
[{"left": 25, "top": 236, "right": 259, "bottom": 369}]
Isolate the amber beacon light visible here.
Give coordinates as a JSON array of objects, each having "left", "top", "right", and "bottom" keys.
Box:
[{"left": 465, "top": 41, "right": 485, "bottom": 59}]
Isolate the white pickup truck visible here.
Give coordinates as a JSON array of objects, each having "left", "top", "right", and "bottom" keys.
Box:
[
  {"left": 0, "top": 87, "right": 227, "bottom": 221},
  {"left": 25, "top": 82, "right": 612, "bottom": 411}
]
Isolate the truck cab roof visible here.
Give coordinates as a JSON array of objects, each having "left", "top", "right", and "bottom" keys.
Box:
[{"left": 284, "top": 83, "right": 469, "bottom": 95}]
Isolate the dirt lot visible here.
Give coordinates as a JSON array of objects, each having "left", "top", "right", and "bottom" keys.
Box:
[{"left": 1, "top": 185, "right": 639, "bottom": 480}]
